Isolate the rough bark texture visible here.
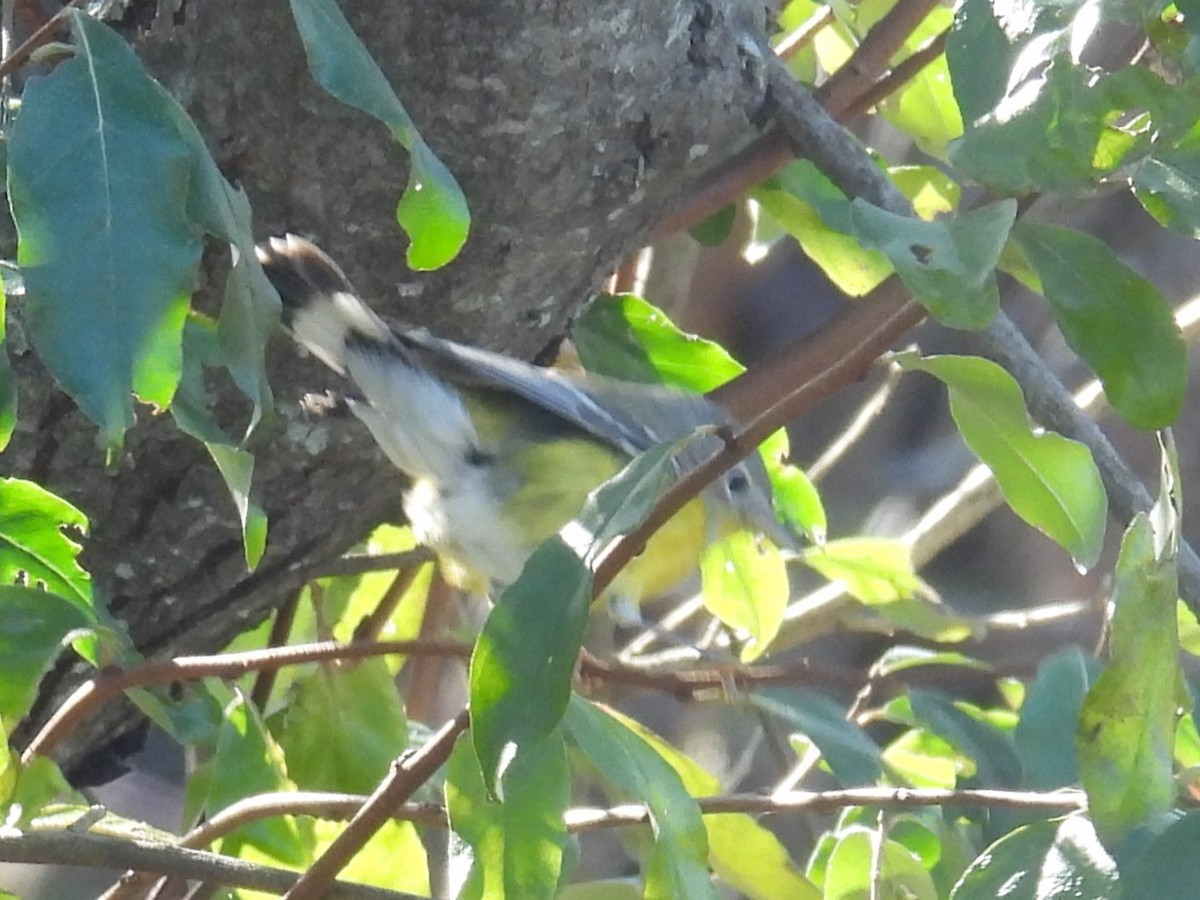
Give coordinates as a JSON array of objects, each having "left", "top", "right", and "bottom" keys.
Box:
[{"left": 8, "top": 0, "right": 777, "bottom": 769}]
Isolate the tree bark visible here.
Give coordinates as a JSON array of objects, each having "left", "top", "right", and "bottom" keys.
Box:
[{"left": 9, "top": 0, "right": 778, "bottom": 769}]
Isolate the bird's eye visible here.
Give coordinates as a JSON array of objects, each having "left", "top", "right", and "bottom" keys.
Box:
[{"left": 727, "top": 471, "right": 750, "bottom": 494}]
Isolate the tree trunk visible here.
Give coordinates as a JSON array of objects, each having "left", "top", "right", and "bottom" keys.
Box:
[{"left": 9, "top": 0, "right": 776, "bottom": 770}]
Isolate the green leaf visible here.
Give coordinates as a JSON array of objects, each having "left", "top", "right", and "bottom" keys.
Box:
[
  {"left": 1120, "top": 812, "right": 1200, "bottom": 899},
  {"left": 699, "top": 530, "right": 788, "bottom": 661},
  {"left": 1014, "top": 223, "right": 1186, "bottom": 430},
  {"left": 469, "top": 439, "right": 698, "bottom": 796},
  {"left": 892, "top": 352, "right": 1107, "bottom": 570},
  {"left": 1078, "top": 510, "right": 1185, "bottom": 846},
  {"left": 1014, "top": 648, "right": 1095, "bottom": 790},
  {"left": 873, "top": 646, "right": 993, "bottom": 676},
  {"left": 277, "top": 658, "right": 408, "bottom": 795},
  {"left": 203, "top": 692, "right": 312, "bottom": 865},
  {"left": 447, "top": 731, "right": 570, "bottom": 900},
  {"left": 821, "top": 829, "right": 937, "bottom": 900},
  {"left": 312, "top": 818, "right": 430, "bottom": 896},
  {"left": 470, "top": 538, "right": 591, "bottom": 797},
  {"left": 0, "top": 586, "right": 93, "bottom": 724},
  {"left": 751, "top": 689, "right": 883, "bottom": 786},
  {"left": 564, "top": 698, "right": 716, "bottom": 900},
  {"left": 751, "top": 161, "right": 892, "bottom": 297},
  {"left": 8, "top": 12, "right": 202, "bottom": 450},
  {"left": 173, "top": 319, "right": 270, "bottom": 568},
  {"left": 0, "top": 280, "right": 14, "bottom": 452},
  {"left": 573, "top": 293, "right": 744, "bottom": 391},
  {"left": 881, "top": 51, "right": 963, "bottom": 160},
  {"left": 910, "top": 691, "right": 1021, "bottom": 789},
  {"left": 207, "top": 444, "right": 267, "bottom": 570},
  {"left": 769, "top": 460, "right": 826, "bottom": 545},
  {"left": 287, "top": 0, "right": 469, "bottom": 269},
  {"left": 950, "top": 817, "right": 1116, "bottom": 899},
  {"left": 849, "top": 199, "right": 1015, "bottom": 329},
  {"left": 0, "top": 478, "right": 93, "bottom": 615},
  {"left": 1133, "top": 145, "right": 1200, "bottom": 238},
  {"left": 801, "top": 537, "right": 920, "bottom": 603},
  {"left": 597, "top": 705, "right": 817, "bottom": 899},
  {"left": 688, "top": 204, "right": 737, "bottom": 246},
  {"left": 158, "top": 73, "right": 278, "bottom": 436}
]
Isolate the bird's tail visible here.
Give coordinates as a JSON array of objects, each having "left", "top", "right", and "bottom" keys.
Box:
[{"left": 256, "top": 234, "right": 392, "bottom": 374}]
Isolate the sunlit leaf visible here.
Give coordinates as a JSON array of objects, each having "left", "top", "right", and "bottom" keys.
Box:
[
  {"left": 892, "top": 352, "right": 1106, "bottom": 570},
  {"left": 565, "top": 698, "right": 716, "bottom": 900},
  {"left": 287, "top": 0, "right": 469, "bottom": 269},
  {"left": 447, "top": 731, "right": 569, "bottom": 900}
]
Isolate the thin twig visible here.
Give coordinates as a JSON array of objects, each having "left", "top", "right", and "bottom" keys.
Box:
[
  {"left": 22, "top": 639, "right": 473, "bottom": 762},
  {"left": 807, "top": 360, "right": 902, "bottom": 482},
  {"left": 351, "top": 557, "right": 433, "bottom": 642},
  {"left": 775, "top": 6, "right": 836, "bottom": 60},
  {"left": 843, "top": 29, "right": 949, "bottom": 119},
  {"left": 1, "top": 829, "right": 413, "bottom": 900},
  {"left": 249, "top": 588, "right": 302, "bottom": 711},
  {"left": 815, "top": 0, "right": 944, "bottom": 120},
  {"left": 282, "top": 709, "right": 470, "bottom": 900},
  {"left": 320, "top": 547, "right": 435, "bottom": 580}
]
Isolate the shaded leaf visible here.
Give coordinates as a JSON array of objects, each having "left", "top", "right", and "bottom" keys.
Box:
[
  {"left": 1014, "top": 223, "right": 1185, "bottom": 430},
  {"left": 752, "top": 689, "right": 883, "bottom": 786},
  {"left": 850, "top": 199, "right": 1015, "bottom": 329},
  {"left": 447, "top": 732, "right": 570, "bottom": 900},
  {"left": 0, "top": 586, "right": 93, "bottom": 724},
  {"left": 1014, "top": 648, "right": 1095, "bottom": 790},
  {"left": 203, "top": 693, "right": 312, "bottom": 866},
  {"left": 1120, "top": 812, "right": 1200, "bottom": 899},
  {"left": 0, "top": 282, "right": 14, "bottom": 451},
  {"left": 911, "top": 691, "right": 1021, "bottom": 788},
  {"left": 278, "top": 658, "right": 408, "bottom": 795}
]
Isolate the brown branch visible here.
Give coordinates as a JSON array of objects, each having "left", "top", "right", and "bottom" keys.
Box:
[
  {"left": 350, "top": 556, "right": 434, "bottom": 642},
  {"left": 0, "top": 828, "right": 413, "bottom": 900},
  {"left": 249, "top": 588, "right": 302, "bottom": 711},
  {"left": 655, "top": 0, "right": 946, "bottom": 238},
  {"left": 844, "top": 29, "right": 950, "bottom": 119},
  {"left": 283, "top": 708, "right": 470, "bottom": 900},
  {"left": 91, "top": 783, "right": 1087, "bottom": 870},
  {"left": 815, "top": 0, "right": 944, "bottom": 120},
  {"left": 775, "top": 6, "right": 836, "bottom": 60},
  {"left": 22, "top": 639, "right": 473, "bottom": 761},
  {"left": 570, "top": 786, "right": 1087, "bottom": 829},
  {"left": 320, "top": 547, "right": 436, "bottom": 579},
  {"left": 0, "top": 0, "right": 85, "bottom": 79}
]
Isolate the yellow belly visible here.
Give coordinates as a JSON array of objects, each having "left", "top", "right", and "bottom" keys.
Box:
[{"left": 408, "top": 433, "right": 722, "bottom": 604}]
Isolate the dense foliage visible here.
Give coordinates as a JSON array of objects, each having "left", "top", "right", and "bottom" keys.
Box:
[{"left": 1, "top": 0, "right": 1199, "bottom": 897}]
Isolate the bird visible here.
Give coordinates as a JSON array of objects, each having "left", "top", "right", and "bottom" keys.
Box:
[{"left": 256, "top": 234, "right": 790, "bottom": 605}]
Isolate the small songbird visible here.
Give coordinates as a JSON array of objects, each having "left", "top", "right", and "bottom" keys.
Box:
[{"left": 256, "top": 234, "right": 789, "bottom": 603}]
